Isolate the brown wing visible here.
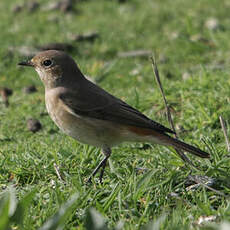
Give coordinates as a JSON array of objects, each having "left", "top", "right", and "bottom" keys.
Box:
[{"left": 59, "top": 79, "right": 175, "bottom": 134}]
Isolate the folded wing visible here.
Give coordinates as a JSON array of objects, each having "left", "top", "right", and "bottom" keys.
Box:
[{"left": 59, "top": 79, "right": 175, "bottom": 134}]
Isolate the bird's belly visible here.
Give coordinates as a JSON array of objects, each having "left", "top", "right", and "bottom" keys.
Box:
[
  {"left": 45, "top": 99, "right": 124, "bottom": 148},
  {"left": 45, "top": 93, "right": 161, "bottom": 148}
]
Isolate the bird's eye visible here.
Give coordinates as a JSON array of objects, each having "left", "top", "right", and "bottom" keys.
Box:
[{"left": 43, "top": 59, "right": 52, "bottom": 67}]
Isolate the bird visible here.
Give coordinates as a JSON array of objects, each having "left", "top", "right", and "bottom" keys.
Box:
[{"left": 18, "top": 50, "right": 210, "bottom": 183}]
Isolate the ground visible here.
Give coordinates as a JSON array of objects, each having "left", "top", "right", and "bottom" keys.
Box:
[{"left": 0, "top": 0, "right": 230, "bottom": 229}]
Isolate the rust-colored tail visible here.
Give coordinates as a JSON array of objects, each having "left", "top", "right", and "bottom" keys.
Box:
[
  {"left": 163, "top": 135, "right": 210, "bottom": 158},
  {"left": 127, "top": 125, "right": 210, "bottom": 158}
]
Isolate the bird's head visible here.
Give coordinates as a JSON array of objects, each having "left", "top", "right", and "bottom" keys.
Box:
[{"left": 18, "top": 50, "right": 84, "bottom": 89}]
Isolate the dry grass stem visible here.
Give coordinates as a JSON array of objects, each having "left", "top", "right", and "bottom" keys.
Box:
[
  {"left": 150, "top": 55, "right": 198, "bottom": 169},
  {"left": 219, "top": 116, "right": 230, "bottom": 152},
  {"left": 54, "top": 163, "right": 64, "bottom": 181},
  {"left": 188, "top": 175, "right": 227, "bottom": 197}
]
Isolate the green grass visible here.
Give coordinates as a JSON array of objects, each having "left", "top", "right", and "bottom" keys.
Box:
[{"left": 0, "top": 0, "right": 230, "bottom": 229}]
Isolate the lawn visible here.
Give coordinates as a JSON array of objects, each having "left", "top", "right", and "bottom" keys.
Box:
[{"left": 0, "top": 0, "right": 230, "bottom": 229}]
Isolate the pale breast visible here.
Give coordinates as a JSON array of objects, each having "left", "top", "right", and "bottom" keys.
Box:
[{"left": 45, "top": 90, "right": 61, "bottom": 127}]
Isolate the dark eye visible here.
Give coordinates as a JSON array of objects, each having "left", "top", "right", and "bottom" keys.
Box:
[{"left": 43, "top": 59, "right": 52, "bottom": 67}]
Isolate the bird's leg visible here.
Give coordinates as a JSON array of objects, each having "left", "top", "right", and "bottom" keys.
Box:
[
  {"left": 99, "top": 148, "right": 111, "bottom": 183},
  {"left": 87, "top": 156, "right": 108, "bottom": 183},
  {"left": 87, "top": 147, "right": 111, "bottom": 184}
]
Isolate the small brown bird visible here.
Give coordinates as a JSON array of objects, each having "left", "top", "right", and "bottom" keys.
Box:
[{"left": 18, "top": 50, "right": 209, "bottom": 183}]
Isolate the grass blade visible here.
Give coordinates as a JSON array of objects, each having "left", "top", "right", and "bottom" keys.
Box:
[
  {"left": 10, "top": 188, "right": 37, "bottom": 226},
  {"left": 103, "top": 183, "right": 120, "bottom": 212},
  {"left": 0, "top": 193, "right": 10, "bottom": 230},
  {"left": 85, "top": 208, "right": 108, "bottom": 230},
  {"left": 39, "top": 193, "right": 79, "bottom": 230},
  {"left": 136, "top": 169, "right": 157, "bottom": 191}
]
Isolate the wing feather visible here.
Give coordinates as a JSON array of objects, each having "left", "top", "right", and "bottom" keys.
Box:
[{"left": 59, "top": 80, "right": 175, "bottom": 134}]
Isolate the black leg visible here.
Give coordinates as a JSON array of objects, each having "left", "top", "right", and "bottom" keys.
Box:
[
  {"left": 87, "top": 155, "right": 108, "bottom": 183},
  {"left": 87, "top": 147, "right": 111, "bottom": 183},
  {"left": 99, "top": 157, "right": 108, "bottom": 183}
]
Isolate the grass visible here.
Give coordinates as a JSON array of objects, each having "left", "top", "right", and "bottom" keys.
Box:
[{"left": 0, "top": 0, "right": 230, "bottom": 229}]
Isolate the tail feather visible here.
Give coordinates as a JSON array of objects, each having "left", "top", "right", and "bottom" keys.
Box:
[
  {"left": 166, "top": 136, "right": 210, "bottom": 158},
  {"left": 127, "top": 125, "right": 210, "bottom": 158}
]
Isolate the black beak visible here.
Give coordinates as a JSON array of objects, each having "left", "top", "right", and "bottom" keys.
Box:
[{"left": 18, "top": 61, "right": 34, "bottom": 67}]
